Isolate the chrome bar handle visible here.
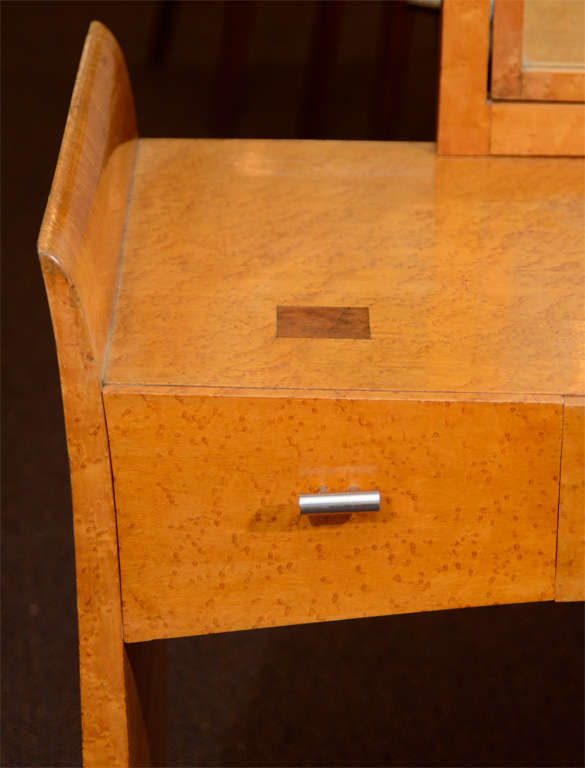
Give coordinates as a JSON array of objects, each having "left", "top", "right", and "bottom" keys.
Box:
[{"left": 299, "top": 490, "right": 380, "bottom": 515}]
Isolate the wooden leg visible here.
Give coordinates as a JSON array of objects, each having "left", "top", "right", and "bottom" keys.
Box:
[{"left": 125, "top": 640, "right": 168, "bottom": 767}]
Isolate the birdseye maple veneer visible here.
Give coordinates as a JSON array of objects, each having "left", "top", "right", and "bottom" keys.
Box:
[
  {"left": 39, "top": 20, "right": 584, "bottom": 768},
  {"left": 104, "top": 133, "right": 584, "bottom": 640}
]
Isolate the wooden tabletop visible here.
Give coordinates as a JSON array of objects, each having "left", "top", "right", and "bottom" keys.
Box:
[{"left": 105, "top": 140, "right": 584, "bottom": 398}]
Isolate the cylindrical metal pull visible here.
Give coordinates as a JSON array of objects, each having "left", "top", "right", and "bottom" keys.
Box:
[{"left": 299, "top": 490, "right": 380, "bottom": 515}]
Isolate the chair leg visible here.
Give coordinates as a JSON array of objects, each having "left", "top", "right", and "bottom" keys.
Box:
[{"left": 125, "top": 640, "right": 168, "bottom": 767}]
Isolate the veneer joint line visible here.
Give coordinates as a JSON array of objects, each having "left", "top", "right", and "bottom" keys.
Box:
[{"left": 103, "top": 380, "right": 569, "bottom": 400}]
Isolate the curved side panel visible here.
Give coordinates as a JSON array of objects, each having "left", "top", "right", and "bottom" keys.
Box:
[
  {"left": 38, "top": 20, "right": 137, "bottom": 372},
  {"left": 37, "top": 22, "right": 146, "bottom": 767}
]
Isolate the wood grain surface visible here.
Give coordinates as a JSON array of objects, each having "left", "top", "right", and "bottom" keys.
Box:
[
  {"left": 104, "top": 388, "right": 562, "bottom": 642},
  {"left": 491, "top": 0, "right": 524, "bottom": 99},
  {"left": 437, "top": 0, "right": 491, "bottom": 155},
  {"left": 491, "top": 102, "right": 585, "bottom": 156},
  {"left": 515, "top": 71, "right": 585, "bottom": 103},
  {"left": 556, "top": 397, "right": 585, "bottom": 601},
  {"left": 38, "top": 21, "right": 137, "bottom": 375},
  {"left": 37, "top": 12, "right": 585, "bottom": 768},
  {"left": 38, "top": 21, "right": 163, "bottom": 768},
  {"left": 104, "top": 139, "right": 584, "bottom": 395}
]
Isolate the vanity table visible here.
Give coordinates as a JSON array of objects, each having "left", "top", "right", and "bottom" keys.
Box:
[{"left": 39, "top": 10, "right": 584, "bottom": 766}]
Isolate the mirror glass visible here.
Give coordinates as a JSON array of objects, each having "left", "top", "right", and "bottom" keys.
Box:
[{"left": 523, "top": 0, "right": 585, "bottom": 71}]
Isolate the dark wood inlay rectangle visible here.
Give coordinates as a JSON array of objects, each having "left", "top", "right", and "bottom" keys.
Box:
[{"left": 276, "top": 306, "right": 371, "bottom": 339}]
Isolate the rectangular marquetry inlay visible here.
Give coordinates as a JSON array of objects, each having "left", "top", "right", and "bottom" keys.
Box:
[{"left": 276, "top": 306, "right": 371, "bottom": 339}]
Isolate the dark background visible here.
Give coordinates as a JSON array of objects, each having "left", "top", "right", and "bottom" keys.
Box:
[{"left": 2, "top": 2, "right": 583, "bottom": 766}]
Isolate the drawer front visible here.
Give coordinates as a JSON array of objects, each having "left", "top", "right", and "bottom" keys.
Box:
[{"left": 104, "top": 391, "right": 561, "bottom": 642}]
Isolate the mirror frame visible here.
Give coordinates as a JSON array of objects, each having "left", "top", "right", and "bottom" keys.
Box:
[
  {"left": 437, "top": 0, "right": 585, "bottom": 155},
  {"left": 492, "top": 0, "right": 585, "bottom": 102}
]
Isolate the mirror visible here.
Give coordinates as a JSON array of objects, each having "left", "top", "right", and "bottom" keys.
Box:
[
  {"left": 492, "top": 0, "right": 585, "bottom": 102},
  {"left": 523, "top": 0, "right": 585, "bottom": 71}
]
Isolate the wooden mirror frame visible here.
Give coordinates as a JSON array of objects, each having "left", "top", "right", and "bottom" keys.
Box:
[
  {"left": 491, "top": 0, "right": 585, "bottom": 102},
  {"left": 437, "top": 0, "right": 585, "bottom": 155}
]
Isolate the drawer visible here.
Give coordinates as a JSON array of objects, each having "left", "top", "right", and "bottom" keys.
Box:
[{"left": 104, "top": 388, "right": 561, "bottom": 642}]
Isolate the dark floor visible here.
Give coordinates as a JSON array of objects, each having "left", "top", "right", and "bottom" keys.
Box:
[{"left": 2, "top": 2, "right": 584, "bottom": 766}]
